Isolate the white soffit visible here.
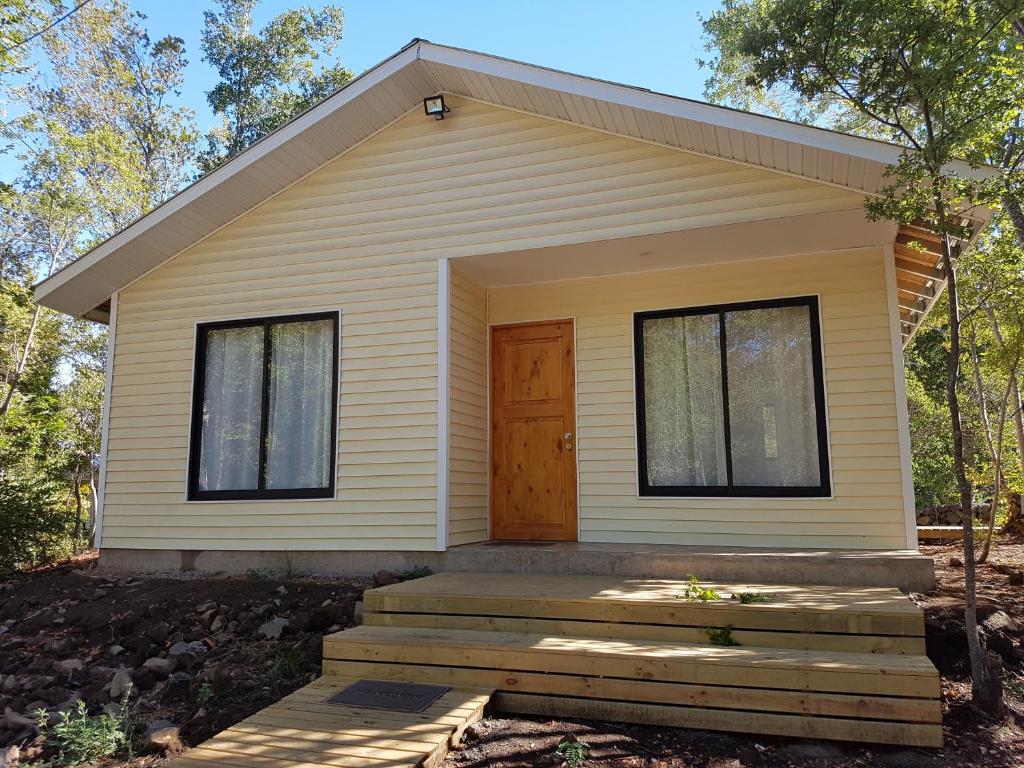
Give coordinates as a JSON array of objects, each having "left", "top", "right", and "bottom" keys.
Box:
[{"left": 34, "top": 39, "right": 994, "bottom": 320}]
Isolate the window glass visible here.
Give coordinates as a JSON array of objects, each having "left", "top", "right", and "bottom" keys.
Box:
[
  {"left": 265, "top": 319, "right": 335, "bottom": 490},
  {"left": 642, "top": 314, "right": 727, "bottom": 487},
  {"left": 197, "top": 326, "right": 263, "bottom": 492},
  {"left": 725, "top": 305, "right": 821, "bottom": 487}
]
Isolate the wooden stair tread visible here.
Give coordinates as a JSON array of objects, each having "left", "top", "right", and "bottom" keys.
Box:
[
  {"left": 370, "top": 573, "right": 919, "bottom": 615},
  {"left": 365, "top": 574, "right": 925, "bottom": 638}
]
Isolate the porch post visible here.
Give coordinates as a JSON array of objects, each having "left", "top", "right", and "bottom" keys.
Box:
[
  {"left": 436, "top": 258, "right": 450, "bottom": 551},
  {"left": 883, "top": 246, "right": 919, "bottom": 549}
]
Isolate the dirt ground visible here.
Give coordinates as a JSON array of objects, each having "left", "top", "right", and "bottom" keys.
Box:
[{"left": 0, "top": 541, "right": 1022, "bottom": 768}]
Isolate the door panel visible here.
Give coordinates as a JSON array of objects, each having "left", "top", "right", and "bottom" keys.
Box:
[{"left": 491, "top": 320, "right": 577, "bottom": 541}]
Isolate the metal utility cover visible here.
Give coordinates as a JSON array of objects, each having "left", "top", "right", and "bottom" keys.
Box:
[{"left": 327, "top": 679, "right": 451, "bottom": 712}]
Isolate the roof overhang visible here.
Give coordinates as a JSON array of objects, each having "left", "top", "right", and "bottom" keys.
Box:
[{"left": 34, "top": 39, "right": 996, "bottom": 321}]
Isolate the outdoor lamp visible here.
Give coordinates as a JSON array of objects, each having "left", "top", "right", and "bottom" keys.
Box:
[{"left": 423, "top": 94, "right": 450, "bottom": 120}]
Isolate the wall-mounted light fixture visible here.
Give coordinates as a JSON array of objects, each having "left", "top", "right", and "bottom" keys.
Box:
[{"left": 423, "top": 94, "right": 450, "bottom": 120}]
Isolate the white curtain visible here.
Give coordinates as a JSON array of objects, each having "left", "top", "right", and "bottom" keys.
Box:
[
  {"left": 642, "top": 314, "right": 727, "bottom": 487},
  {"left": 725, "top": 305, "right": 820, "bottom": 487},
  {"left": 264, "top": 319, "right": 334, "bottom": 490},
  {"left": 198, "top": 326, "right": 263, "bottom": 491}
]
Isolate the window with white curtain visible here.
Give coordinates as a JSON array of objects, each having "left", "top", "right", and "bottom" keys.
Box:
[
  {"left": 188, "top": 312, "right": 339, "bottom": 500},
  {"left": 634, "top": 297, "right": 829, "bottom": 497}
]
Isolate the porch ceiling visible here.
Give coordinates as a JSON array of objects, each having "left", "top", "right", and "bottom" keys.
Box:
[{"left": 453, "top": 208, "right": 897, "bottom": 288}]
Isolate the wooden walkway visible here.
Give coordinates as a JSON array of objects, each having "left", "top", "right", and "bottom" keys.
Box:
[
  {"left": 324, "top": 572, "right": 943, "bottom": 748},
  {"left": 165, "top": 676, "right": 492, "bottom": 768}
]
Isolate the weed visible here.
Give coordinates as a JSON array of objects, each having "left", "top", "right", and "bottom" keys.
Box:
[
  {"left": 736, "top": 591, "right": 777, "bottom": 604},
  {"left": 195, "top": 681, "right": 216, "bottom": 708},
  {"left": 38, "top": 698, "right": 132, "bottom": 767},
  {"left": 266, "top": 644, "right": 316, "bottom": 691},
  {"left": 556, "top": 738, "right": 590, "bottom": 768},
  {"left": 246, "top": 567, "right": 275, "bottom": 580},
  {"left": 396, "top": 565, "right": 433, "bottom": 582},
  {"left": 703, "top": 625, "right": 740, "bottom": 646},
  {"left": 677, "top": 574, "right": 720, "bottom": 602}
]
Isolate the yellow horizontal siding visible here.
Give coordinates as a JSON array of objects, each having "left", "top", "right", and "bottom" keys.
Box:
[
  {"left": 486, "top": 249, "right": 908, "bottom": 550},
  {"left": 104, "top": 95, "right": 871, "bottom": 552},
  {"left": 447, "top": 267, "right": 489, "bottom": 545}
]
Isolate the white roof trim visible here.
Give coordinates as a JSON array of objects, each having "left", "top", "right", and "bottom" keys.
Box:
[{"left": 35, "top": 39, "right": 995, "bottom": 319}]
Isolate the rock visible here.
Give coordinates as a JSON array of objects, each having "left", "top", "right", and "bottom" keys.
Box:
[
  {"left": 949, "top": 556, "right": 964, "bottom": 568},
  {"left": 168, "top": 640, "right": 208, "bottom": 669},
  {"left": 110, "top": 668, "right": 133, "bottom": 701},
  {"left": 1, "top": 675, "right": 17, "bottom": 694},
  {"left": 209, "top": 615, "right": 226, "bottom": 633},
  {"left": 981, "top": 610, "right": 1018, "bottom": 661},
  {"left": 305, "top": 605, "right": 337, "bottom": 632},
  {"left": 276, "top": 585, "right": 288, "bottom": 595},
  {"left": 142, "top": 657, "right": 175, "bottom": 679},
  {"left": 146, "top": 622, "right": 170, "bottom": 644},
  {"left": 373, "top": 570, "right": 398, "bottom": 587},
  {"left": 142, "top": 720, "right": 183, "bottom": 755},
  {"left": 3, "top": 707, "right": 37, "bottom": 729},
  {"left": 52, "top": 659, "right": 84, "bottom": 678},
  {"left": 93, "top": 588, "right": 107, "bottom": 599},
  {"left": 107, "top": 644, "right": 125, "bottom": 657},
  {"left": 353, "top": 601, "right": 364, "bottom": 625},
  {"left": 131, "top": 668, "right": 156, "bottom": 691},
  {"left": 197, "top": 663, "right": 232, "bottom": 689},
  {"left": 195, "top": 600, "right": 217, "bottom": 613},
  {"left": 200, "top": 608, "right": 218, "bottom": 626},
  {"left": 257, "top": 618, "right": 289, "bottom": 639},
  {"left": 0, "top": 745, "right": 20, "bottom": 768},
  {"left": 1009, "top": 571, "right": 1024, "bottom": 586}
]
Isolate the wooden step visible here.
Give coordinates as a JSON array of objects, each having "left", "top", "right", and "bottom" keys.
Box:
[
  {"left": 364, "top": 572, "right": 926, "bottom": 653},
  {"left": 323, "top": 625, "right": 943, "bottom": 748},
  {"left": 165, "top": 676, "right": 492, "bottom": 768}
]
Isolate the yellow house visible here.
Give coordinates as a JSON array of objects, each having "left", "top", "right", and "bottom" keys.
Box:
[{"left": 35, "top": 41, "right": 984, "bottom": 591}]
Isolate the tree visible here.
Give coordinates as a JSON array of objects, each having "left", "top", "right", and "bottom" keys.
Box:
[
  {"left": 0, "top": 0, "right": 199, "bottom": 560},
  {"left": 0, "top": 0, "right": 46, "bottom": 77},
  {"left": 200, "top": 0, "right": 352, "bottom": 169},
  {"left": 701, "top": 0, "right": 1024, "bottom": 712}
]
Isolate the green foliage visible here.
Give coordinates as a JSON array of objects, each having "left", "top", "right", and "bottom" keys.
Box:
[
  {"left": 703, "top": 625, "right": 740, "bottom": 646},
  {"left": 200, "top": 0, "right": 352, "bottom": 168},
  {"left": 556, "top": 738, "right": 590, "bottom": 768},
  {"left": 677, "top": 574, "right": 720, "bottom": 602},
  {"left": 195, "top": 681, "right": 217, "bottom": 708},
  {"left": 38, "top": 699, "right": 132, "bottom": 767},
  {"left": 736, "top": 591, "right": 776, "bottom": 604}
]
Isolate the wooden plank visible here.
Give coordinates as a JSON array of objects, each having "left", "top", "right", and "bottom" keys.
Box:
[
  {"left": 324, "top": 626, "right": 940, "bottom": 698},
  {"left": 363, "top": 612, "right": 926, "bottom": 654},
  {"left": 917, "top": 526, "right": 965, "bottom": 541},
  {"left": 493, "top": 693, "right": 944, "bottom": 748},
  {"left": 323, "top": 659, "right": 940, "bottom": 723},
  {"left": 166, "top": 676, "right": 492, "bottom": 768}
]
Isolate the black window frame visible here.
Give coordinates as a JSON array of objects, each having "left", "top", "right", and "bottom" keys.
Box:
[
  {"left": 187, "top": 311, "right": 340, "bottom": 501},
  {"left": 634, "top": 296, "right": 830, "bottom": 498}
]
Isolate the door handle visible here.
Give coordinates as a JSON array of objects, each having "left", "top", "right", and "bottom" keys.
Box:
[{"left": 563, "top": 432, "right": 573, "bottom": 451}]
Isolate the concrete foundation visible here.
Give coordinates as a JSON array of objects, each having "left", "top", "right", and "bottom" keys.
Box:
[{"left": 99, "top": 541, "right": 935, "bottom": 593}]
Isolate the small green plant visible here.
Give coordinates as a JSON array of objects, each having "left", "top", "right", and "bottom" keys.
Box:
[
  {"left": 703, "top": 625, "right": 740, "bottom": 646},
  {"left": 38, "top": 698, "right": 132, "bottom": 767},
  {"left": 736, "top": 591, "right": 777, "bottom": 604},
  {"left": 556, "top": 738, "right": 590, "bottom": 768},
  {"left": 677, "top": 574, "right": 720, "bottom": 602},
  {"left": 397, "top": 565, "right": 433, "bottom": 582},
  {"left": 195, "top": 681, "right": 216, "bottom": 708}
]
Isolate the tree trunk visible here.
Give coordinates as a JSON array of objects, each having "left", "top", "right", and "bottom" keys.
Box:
[
  {"left": 937, "top": 207, "right": 1000, "bottom": 713},
  {"left": 0, "top": 303, "right": 42, "bottom": 417}
]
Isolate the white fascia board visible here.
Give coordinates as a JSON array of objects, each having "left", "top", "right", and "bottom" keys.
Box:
[
  {"left": 34, "top": 42, "right": 424, "bottom": 306},
  {"left": 419, "top": 43, "right": 994, "bottom": 183}
]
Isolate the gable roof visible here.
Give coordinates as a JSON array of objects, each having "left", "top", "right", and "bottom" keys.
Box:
[{"left": 34, "top": 38, "right": 993, "bottom": 323}]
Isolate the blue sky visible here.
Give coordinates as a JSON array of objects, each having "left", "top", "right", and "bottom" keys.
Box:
[{"left": 133, "top": 0, "right": 723, "bottom": 128}]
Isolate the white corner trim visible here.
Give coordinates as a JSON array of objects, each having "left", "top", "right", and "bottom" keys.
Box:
[
  {"left": 883, "top": 246, "right": 919, "bottom": 549},
  {"left": 436, "top": 258, "right": 451, "bottom": 551},
  {"left": 95, "top": 291, "right": 118, "bottom": 549}
]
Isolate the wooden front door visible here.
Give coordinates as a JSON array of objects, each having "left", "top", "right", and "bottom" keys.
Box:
[{"left": 490, "top": 319, "right": 578, "bottom": 541}]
